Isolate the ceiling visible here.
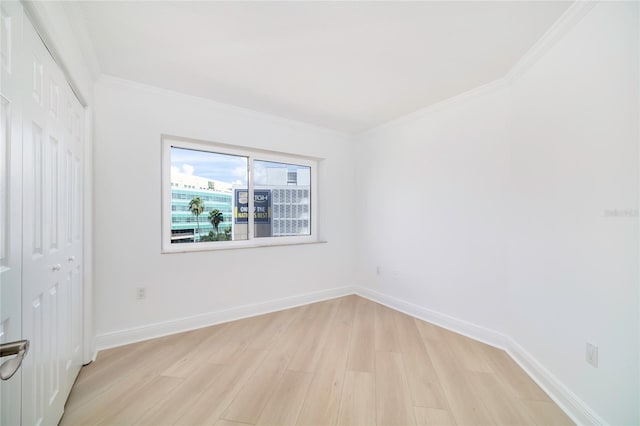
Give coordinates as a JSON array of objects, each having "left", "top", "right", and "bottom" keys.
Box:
[{"left": 67, "top": 1, "right": 572, "bottom": 133}]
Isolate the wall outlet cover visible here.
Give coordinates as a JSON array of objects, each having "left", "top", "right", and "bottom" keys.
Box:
[{"left": 586, "top": 342, "right": 598, "bottom": 368}]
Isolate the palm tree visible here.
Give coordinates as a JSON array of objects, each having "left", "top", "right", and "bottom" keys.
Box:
[
  {"left": 188, "top": 197, "right": 204, "bottom": 240},
  {"left": 209, "top": 209, "right": 224, "bottom": 236}
]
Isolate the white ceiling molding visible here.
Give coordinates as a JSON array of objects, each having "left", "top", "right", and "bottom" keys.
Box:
[
  {"left": 22, "top": 1, "right": 96, "bottom": 105},
  {"left": 65, "top": 1, "right": 575, "bottom": 133},
  {"left": 359, "top": 1, "right": 600, "bottom": 137},
  {"left": 358, "top": 78, "right": 510, "bottom": 138},
  {"left": 96, "top": 74, "right": 347, "bottom": 139},
  {"left": 505, "top": 0, "right": 599, "bottom": 84},
  {"left": 61, "top": 1, "right": 102, "bottom": 83}
]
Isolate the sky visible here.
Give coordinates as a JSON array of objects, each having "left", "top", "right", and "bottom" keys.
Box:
[
  {"left": 171, "top": 147, "right": 309, "bottom": 186},
  {"left": 171, "top": 147, "right": 247, "bottom": 185}
]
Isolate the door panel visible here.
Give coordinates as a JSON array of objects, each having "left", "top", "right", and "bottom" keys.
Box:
[
  {"left": 21, "top": 13, "right": 84, "bottom": 426},
  {"left": 1, "top": 5, "right": 84, "bottom": 424},
  {"left": 0, "top": 2, "right": 23, "bottom": 426},
  {"left": 65, "top": 60, "right": 85, "bottom": 398}
]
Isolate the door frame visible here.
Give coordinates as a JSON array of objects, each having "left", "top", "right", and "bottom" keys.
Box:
[{"left": 22, "top": 1, "right": 96, "bottom": 363}]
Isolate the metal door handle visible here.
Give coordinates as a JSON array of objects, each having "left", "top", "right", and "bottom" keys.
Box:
[{"left": 0, "top": 340, "right": 29, "bottom": 380}]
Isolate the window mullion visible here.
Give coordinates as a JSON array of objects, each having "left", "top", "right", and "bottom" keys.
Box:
[{"left": 248, "top": 156, "right": 254, "bottom": 240}]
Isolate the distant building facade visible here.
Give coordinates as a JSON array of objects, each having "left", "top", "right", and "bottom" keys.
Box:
[
  {"left": 170, "top": 172, "right": 233, "bottom": 243},
  {"left": 170, "top": 168, "right": 310, "bottom": 243}
]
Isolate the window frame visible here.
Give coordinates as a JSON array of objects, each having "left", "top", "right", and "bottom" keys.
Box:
[{"left": 161, "top": 135, "right": 319, "bottom": 253}]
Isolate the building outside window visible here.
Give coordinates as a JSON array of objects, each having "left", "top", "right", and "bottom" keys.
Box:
[{"left": 162, "top": 137, "right": 318, "bottom": 251}]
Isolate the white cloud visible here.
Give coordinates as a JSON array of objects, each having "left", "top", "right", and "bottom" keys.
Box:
[
  {"left": 232, "top": 166, "right": 248, "bottom": 186},
  {"left": 182, "top": 164, "right": 195, "bottom": 175},
  {"left": 232, "top": 166, "right": 247, "bottom": 178},
  {"left": 253, "top": 162, "right": 267, "bottom": 185}
]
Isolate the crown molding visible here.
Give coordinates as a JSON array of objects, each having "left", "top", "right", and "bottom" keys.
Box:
[
  {"left": 505, "top": 0, "right": 599, "bottom": 84},
  {"left": 96, "top": 74, "right": 351, "bottom": 139},
  {"left": 362, "top": 1, "right": 600, "bottom": 137},
  {"left": 358, "top": 78, "right": 509, "bottom": 138},
  {"left": 60, "top": 2, "right": 102, "bottom": 82},
  {"left": 22, "top": 0, "right": 96, "bottom": 106}
]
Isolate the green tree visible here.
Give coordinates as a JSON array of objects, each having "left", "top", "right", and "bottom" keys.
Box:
[
  {"left": 199, "top": 231, "right": 216, "bottom": 242},
  {"left": 209, "top": 209, "right": 224, "bottom": 236},
  {"left": 188, "top": 197, "right": 205, "bottom": 239}
]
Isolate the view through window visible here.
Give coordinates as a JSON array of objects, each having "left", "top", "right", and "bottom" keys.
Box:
[
  {"left": 168, "top": 144, "right": 313, "bottom": 246},
  {"left": 170, "top": 147, "right": 247, "bottom": 244},
  {"left": 253, "top": 160, "right": 311, "bottom": 238}
]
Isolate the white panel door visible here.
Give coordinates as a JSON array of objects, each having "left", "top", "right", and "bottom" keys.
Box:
[
  {"left": 20, "top": 13, "right": 84, "bottom": 426},
  {"left": 0, "top": 2, "right": 24, "bottom": 426}
]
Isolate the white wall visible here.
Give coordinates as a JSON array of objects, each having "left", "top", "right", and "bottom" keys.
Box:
[
  {"left": 355, "top": 2, "right": 638, "bottom": 424},
  {"left": 93, "top": 76, "right": 355, "bottom": 341},
  {"left": 355, "top": 83, "right": 511, "bottom": 335},
  {"left": 507, "top": 3, "right": 638, "bottom": 424}
]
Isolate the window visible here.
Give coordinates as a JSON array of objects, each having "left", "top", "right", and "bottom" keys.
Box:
[{"left": 162, "top": 135, "right": 319, "bottom": 252}]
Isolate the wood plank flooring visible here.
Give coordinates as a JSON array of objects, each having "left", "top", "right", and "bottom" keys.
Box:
[{"left": 60, "top": 296, "right": 573, "bottom": 425}]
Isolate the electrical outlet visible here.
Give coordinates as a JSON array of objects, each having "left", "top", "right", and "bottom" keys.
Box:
[
  {"left": 586, "top": 342, "right": 598, "bottom": 367},
  {"left": 136, "top": 287, "right": 146, "bottom": 300}
]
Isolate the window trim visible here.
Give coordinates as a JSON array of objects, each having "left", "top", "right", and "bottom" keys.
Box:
[{"left": 161, "top": 135, "right": 319, "bottom": 253}]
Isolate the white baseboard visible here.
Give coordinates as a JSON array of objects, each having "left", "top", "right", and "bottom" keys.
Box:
[
  {"left": 95, "top": 285, "right": 355, "bottom": 352},
  {"left": 507, "top": 340, "right": 606, "bottom": 426},
  {"left": 94, "top": 284, "right": 604, "bottom": 425},
  {"left": 353, "top": 286, "right": 511, "bottom": 350},
  {"left": 352, "top": 286, "right": 604, "bottom": 426}
]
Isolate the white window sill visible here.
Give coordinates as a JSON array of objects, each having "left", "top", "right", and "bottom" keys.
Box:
[{"left": 161, "top": 239, "right": 328, "bottom": 254}]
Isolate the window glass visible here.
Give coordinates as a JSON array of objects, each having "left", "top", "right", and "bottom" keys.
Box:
[
  {"left": 170, "top": 147, "right": 247, "bottom": 243},
  {"left": 253, "top": 160, "right": 311, "bottom": 237},
  {"left": 163, "top": 138, "right": 318, "bottom": 252}
]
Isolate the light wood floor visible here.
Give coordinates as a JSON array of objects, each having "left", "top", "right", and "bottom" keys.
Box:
[{"left": 60, "top": 295, "right": 573, "bottom": 425}]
